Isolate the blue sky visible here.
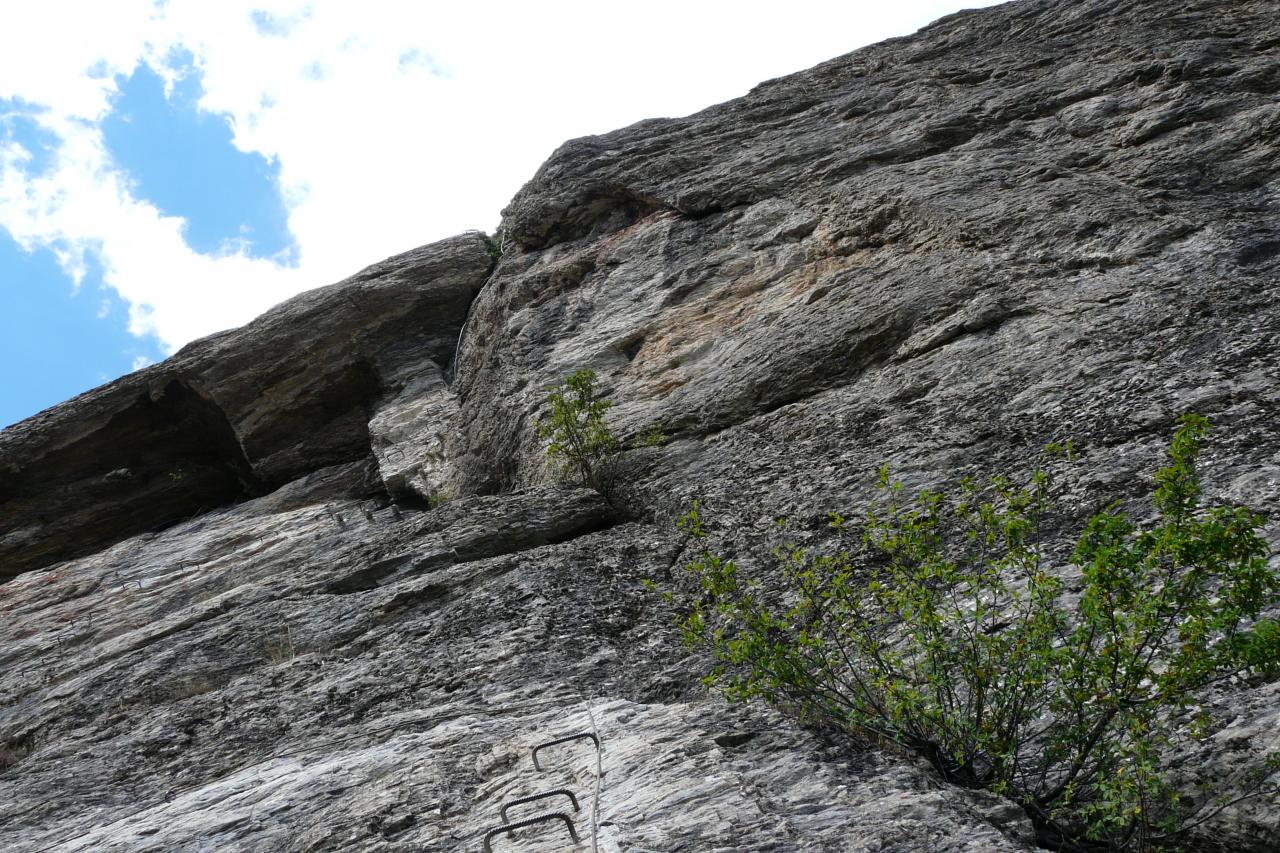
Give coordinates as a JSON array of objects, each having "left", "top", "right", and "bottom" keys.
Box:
[
  {"left": 2, "top": 58, "right": 292, "bottom": 425},
  {"left": 102, "top": 61, "right": 294, "bottom": 262},
  {"left": 0, "top": 232, "right": 164, "bottom": 418},
  {"left": 0, "top": 0, "right": 1000, "bottom": 429}
]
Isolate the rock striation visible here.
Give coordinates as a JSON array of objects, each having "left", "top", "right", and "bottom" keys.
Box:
[{"left": 2, "top": 0, "right": 1279, "bottom": 850}]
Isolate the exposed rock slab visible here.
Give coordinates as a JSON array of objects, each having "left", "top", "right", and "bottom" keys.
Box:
[
  {"left": 0, "top": 488, "right": 1031, "bottom": 852},
  {"left": 441, "top": 0, "right": 1280, "bottom": 846},
  {"left": 369, "top": 362, "right": 458, "bottom": 504},
  {"left": 451, "top": 0, "right": 1280, "bottom": 500}
]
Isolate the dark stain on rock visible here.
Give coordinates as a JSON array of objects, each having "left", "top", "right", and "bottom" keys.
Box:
[
  {"left": 0, "top": 379, "right": 264, "bottom": 580},
  {"left": 1237, "top": 239, "right": 1280, "bottom": 268}
]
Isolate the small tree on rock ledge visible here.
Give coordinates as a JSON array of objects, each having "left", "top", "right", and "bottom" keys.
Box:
[{"left": 539, "top": 369, "right": 621, "bottom": 500}]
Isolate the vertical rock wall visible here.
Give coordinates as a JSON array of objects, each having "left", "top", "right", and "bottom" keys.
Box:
[{"left": 2, "top": 1, "right": 1279, "bottom": 850}]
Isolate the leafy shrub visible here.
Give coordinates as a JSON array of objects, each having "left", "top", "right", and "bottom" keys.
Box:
[
  {"left": 666, "top": 415, "right": 1279, "bottom": 851},
  {"left": 636, "top": 424, "right": 668, "bottom": 449},
  {"left": 538, "top": 369, "right": 668, "bottom": 503},
  {"left": 539, "top": 369, "right": 621, "bottom": 498},
  {"left": 485, "top": 229, "right": 504, "bottom": 261}
]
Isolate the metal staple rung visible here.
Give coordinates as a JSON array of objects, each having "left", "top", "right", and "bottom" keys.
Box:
[
  {"left": 499, "top": 788, "right": 580, "bottom": 826},
  {"left": 531, "top": 732, "right": 600, "bottom": 771},
  {"left": 482, "top": 811, "right": 579, "bottom": 852}
]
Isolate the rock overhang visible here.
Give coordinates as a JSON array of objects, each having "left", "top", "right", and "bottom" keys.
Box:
[{"left": 0, "top": 233, "right": 495, "bottom": 581}]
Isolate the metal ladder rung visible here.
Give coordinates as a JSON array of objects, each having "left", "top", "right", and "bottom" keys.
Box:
[
  {"left": 500, "top": 788, "right": 580, "bottom": 825},
  {"left": 481, "top": 811, "right": 579, "bottom": 852},
  {"left": 531, "top": 731, "right": 599, "bottom": 771}
]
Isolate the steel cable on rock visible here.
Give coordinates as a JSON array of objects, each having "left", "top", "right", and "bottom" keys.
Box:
[
  {"left": 581, "top": 699, "right": 603, "bottom": 853},
  {"left": 564, "top": 686, "right": 605, "bottom": 853}
]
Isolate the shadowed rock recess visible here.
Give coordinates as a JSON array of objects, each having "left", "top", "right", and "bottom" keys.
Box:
[{"left": 2, "top": 0, "right": 1278, "bottom": 850}]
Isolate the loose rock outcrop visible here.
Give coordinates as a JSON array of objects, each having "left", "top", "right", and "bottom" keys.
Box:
[{"left": 2, "top": 0, "right": 1278, "bottom": 850}]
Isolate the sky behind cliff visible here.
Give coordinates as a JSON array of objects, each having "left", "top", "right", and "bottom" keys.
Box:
[{"left": 0, "top": 0, "right": 1001, "bottom": 427}]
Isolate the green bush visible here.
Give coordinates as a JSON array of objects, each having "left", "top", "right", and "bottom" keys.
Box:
[
  {"left": 666, "top": 415, "right": 1279, "bottom": 851},
  {"left": 426, "top": 489, "right": 454, "bottom": 510},
  {"left": 539, "top": 369, "right": 622, "bottom": 499}
]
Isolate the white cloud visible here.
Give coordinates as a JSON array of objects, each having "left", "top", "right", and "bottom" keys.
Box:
[
  {"left": 0, "top": 108, "right": 309, "bottom": 343},
  {"left": 0, "top": 0, "right": 1003, "bottom": 354},
  {"left": 0, "top": 0, "right": 156, "bottom": 120}
]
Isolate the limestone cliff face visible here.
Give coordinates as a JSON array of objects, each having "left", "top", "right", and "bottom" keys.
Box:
[{"left": 2, "top": 0, "right": 1279, "bottom": 850}]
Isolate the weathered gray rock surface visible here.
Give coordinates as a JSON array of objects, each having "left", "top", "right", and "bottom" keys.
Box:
[{"left": 2, "top": 0, "right": 1279, "bottom": 850}]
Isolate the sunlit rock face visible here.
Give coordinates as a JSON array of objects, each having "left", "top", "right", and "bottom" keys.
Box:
[{"left": 2, "top": 0, "right": 1279, "bottom": 850}]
